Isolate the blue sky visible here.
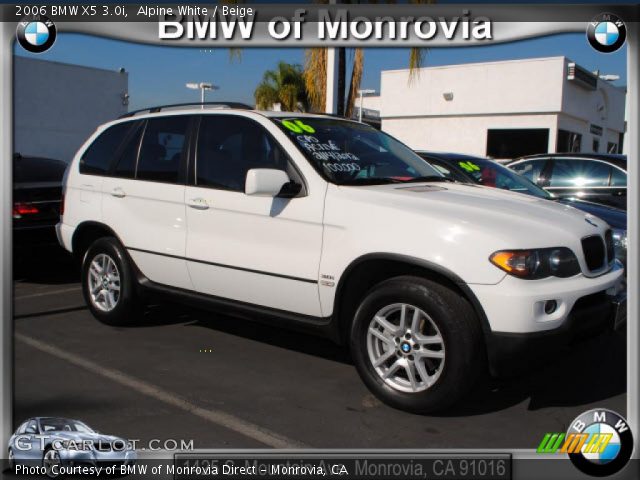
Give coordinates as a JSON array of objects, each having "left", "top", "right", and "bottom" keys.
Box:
[{"left": 15, "top": 32, "right": 627, "bottom": 111}]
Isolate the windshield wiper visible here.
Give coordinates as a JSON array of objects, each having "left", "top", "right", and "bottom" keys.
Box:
[{"left": 397, "top": 175, "right": 455, "bottom": 183}]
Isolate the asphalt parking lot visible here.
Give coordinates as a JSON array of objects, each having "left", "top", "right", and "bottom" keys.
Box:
[{"left": 13, "top": 248, "right": 627, "bottom": 451}]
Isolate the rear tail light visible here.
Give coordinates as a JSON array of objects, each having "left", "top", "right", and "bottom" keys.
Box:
[{"left": 13, "top": 203, "right": 39, "bottom": 219}]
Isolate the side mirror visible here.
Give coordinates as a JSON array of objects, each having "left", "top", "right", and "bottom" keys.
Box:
[{"left": 245, "top": 169, "right": 292, "bottom": 197}]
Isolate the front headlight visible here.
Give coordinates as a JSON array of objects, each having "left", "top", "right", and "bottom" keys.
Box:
[
  {"left": 490, "top": 247, "right": 580, "bottom": 279},
  {"left": 612, "top": 229, "right": 627, "bottom": 254}
]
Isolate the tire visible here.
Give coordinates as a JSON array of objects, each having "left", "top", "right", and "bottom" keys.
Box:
[
  {"left": 43, "top": 448, "right": 61, "bottom": 478},
  {"left": 8, "top": 448, "right": 15, "bottom": 470},
  {"left": 350, "top": 275, "right": 485, "bottom": 413},
  {"left": 81, "top": 237, "right": 142, "bottom": 326}
]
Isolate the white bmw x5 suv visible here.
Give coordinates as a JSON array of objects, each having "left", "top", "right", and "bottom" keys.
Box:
[{"left": 58, "top": 104, "right": 625, "bottom": 412}]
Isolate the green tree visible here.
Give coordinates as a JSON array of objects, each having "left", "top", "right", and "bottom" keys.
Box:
[
  {"left": 303, "top": 0, "right": 433, "bottom": 116},
  {"left": 254, "top": 62, "right": 309, "bottom": 112}
]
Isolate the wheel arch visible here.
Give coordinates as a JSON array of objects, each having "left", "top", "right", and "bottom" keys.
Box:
[
  {"left": 71, "top": 221, "right": 123, "bottom": 262},
  {"left": 333, "top": 253, "right": 492, "bottom": 344}
]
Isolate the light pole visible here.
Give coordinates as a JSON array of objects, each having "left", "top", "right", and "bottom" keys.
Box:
[
  {"left": 186, "top": 82, "right": 219, "bottom": 108},
  {"left": 357, "top": 89, "right": 376, "bottom": 122}
]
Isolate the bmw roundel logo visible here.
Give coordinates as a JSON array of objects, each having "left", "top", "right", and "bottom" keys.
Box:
[
  {"left": 567, "top": 409, "right": 633, "bottom": 476},
  {"left": 16, "top": 16, "right": 57, "bottom": 53},
  {"left": 587, "top": 14, "right": 626, "bottom": 53},
  {"left": 400, "top": 342, "right": 411, "bottom": 353}
]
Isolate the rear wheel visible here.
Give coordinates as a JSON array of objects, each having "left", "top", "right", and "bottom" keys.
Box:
[
  {"left": 82, "top": 237, "right": 142, "bottom": 326},
  {"left": 350, "top": 276, "right": 485, "bottom": 413}
]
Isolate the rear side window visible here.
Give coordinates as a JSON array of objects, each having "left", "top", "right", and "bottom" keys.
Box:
[
  {"left": 510, "top": 160, "right": 545, "bottom": 184},
  {"left": 611, "top": 168, "right": 626, "bottom": 187},
  {"left": 113, "top": 122, "right": 144, "bottom": 179},
  {"left": 137, "top": 116, "right": 190, "bottom": 183},
  {"left": 548, "top": 159, "right": 610, "bottom": 187},
  {"left": 80, "top": 122, "right": 133, "bottom": 175}
]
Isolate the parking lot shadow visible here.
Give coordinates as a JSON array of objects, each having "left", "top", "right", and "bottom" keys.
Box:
[
  {"left": 437, "top": 330, "right": 626, "bottom": 417},
  {"left": 124, "top": 301, "right": 625, "bottom": 414},
  {"left": 13, "top": 246, "right": 78, "bottom": 285},
  {"left": 129, "top": 302, "right": 352, "bottom": 365}
]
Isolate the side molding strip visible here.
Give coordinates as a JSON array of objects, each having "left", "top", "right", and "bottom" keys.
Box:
[{"left": 126, "top": 246, "right": 318, "bottom": 284}]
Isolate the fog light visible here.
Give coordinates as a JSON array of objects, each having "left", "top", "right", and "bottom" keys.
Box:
[{"left": 544, "top": 300, "right": 557, "bottom": 315}]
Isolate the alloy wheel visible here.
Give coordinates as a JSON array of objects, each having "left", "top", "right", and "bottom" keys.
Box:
[
  {"left": 43, "top": 449, "right": 60, "bottom": 478},
  {"left": 366, "top": 303, "right": 445, "bottom": 393},
  {"left": 88, "top": 253, "right": 121, "bottom": 312}
]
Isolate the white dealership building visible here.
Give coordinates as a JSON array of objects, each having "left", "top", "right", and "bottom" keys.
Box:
[{"left": 365, "top": 56, "right": 626, "bottom": 160}]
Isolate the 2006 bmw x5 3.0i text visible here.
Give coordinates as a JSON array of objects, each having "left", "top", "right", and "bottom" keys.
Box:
[{"left": 57, "top": 105, "right": 625, "bottom": 413}]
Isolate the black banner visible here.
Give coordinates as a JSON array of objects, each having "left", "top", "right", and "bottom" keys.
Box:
[{"left": 173, "top": 453, "right": 511, "bottom": 480}]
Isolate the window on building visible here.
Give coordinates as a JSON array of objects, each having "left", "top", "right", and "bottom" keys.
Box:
[
  {"left": 548, "top": 159, "right": 610, "bottom": 187},
  {"left": 196, "top": 116, "right": 291, "bottom": 192},
  {"left": 557, "top": 129, "right": 582, "bottom": 153},
  {"left": 592, "top": 138, "right": 600, "bottom": 153},
  {"left": 607, "top": 142, "right": 618, "bottom": 154},
  {"left": 80, "top": 122, "right": 134, "bottom": 175},
  {"left": 137, "top": 116, "right": 190, "bottom": 183},
  {"left": 618, "top": 133, "right": 624, "bottom": 153},
  {"left": 486, "top": 129, "right": 549, "bottom": 159}
]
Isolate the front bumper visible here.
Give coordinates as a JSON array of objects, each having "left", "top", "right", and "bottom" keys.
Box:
[
  {"left": 469, "top": 263, "right": 624, "bottom": 333},
  {"left": 468, "top": 263, "right": 625, "bottom": 377},
  {"left": 486, "top": 289, "right": 626, "bottom": 376}
]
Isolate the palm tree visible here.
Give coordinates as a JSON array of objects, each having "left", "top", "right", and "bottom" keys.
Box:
[
  {"left": 254, "top": 62, "right": 309, "bottom": 112},
  {"left": 303, "top": 0, "right": 433, "bottom": 116}
]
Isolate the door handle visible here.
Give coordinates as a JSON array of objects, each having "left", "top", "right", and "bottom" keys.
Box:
[
  {"left": 111, "top": 187, "right": 126, "bottom": 198},
  {"left": 187, "top": 198, "right": 210, "bottom": 210}
]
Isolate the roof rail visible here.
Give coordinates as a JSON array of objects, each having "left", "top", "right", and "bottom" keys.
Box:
[{"left": 119, "top": 102, "right": 254, "bottom": 119}]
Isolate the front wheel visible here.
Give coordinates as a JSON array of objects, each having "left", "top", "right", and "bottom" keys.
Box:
[
  {"left": 350, "top": 276, "right": 485, "bottom": 413},
  {"left": 43, "top": 449, "right": 61, "bottom": 478}
]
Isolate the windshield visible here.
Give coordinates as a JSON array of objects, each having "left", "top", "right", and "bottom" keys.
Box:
[
  {"left": 40, "top": 418, "right": 94, "bottom": 433},
  {"left": 442, "top": 156, "right": 553, "bottom": 199},
  {"left": 273, "top": 117, "right": 443, "bottom": 185}
]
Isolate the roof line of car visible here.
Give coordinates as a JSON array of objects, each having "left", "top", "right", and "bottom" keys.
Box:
[{"left": 99, "top": 107, "right": 362, "bottom": 133}]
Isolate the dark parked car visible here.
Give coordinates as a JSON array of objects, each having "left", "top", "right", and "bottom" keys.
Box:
[
  {"left": 13, "top": 153, "right": 67, "bottom": 249},
  {"left": 417, "top": 152, "right": 627, "bottom": 268},
  {"left": 506, "top": 153, "right": 627, "bottom": 210}
]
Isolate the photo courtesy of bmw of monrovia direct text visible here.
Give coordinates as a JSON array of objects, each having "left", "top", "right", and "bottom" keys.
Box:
[{"left": 1, "top": 2, "right": 638, "bottom": 480}]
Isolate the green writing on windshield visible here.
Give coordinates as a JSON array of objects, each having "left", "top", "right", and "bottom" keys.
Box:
[
  {"left": 282, "top": 119, "right": 316, "bottom": 134},
  {"left": 459, "top": 161, "right": 480, "bottom": 172}
]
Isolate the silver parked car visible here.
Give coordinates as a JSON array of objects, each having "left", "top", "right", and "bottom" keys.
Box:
[{"left": 8, "top": 417, "right": 136, "bottom": 474}]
